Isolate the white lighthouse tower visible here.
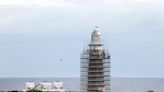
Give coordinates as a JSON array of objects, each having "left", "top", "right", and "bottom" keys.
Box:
[{"left": 81, "top": 27, "right": 111, "bottom": 92}]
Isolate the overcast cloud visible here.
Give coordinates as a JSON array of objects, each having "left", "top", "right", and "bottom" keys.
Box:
[{"left": 0, "top": 0, "right": 164, "bottom": 77}]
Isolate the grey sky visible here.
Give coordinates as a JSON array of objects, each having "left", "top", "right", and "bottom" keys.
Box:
[{"left": 0, "top": 0, "right": 164, "bottom": 77}]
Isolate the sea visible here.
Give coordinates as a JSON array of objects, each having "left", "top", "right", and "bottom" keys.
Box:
[{"left": 0, "top": 78, "right": 164, "bottom": 92}]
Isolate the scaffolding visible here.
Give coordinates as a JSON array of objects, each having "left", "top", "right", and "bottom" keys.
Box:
[{"left": 80, "top": 27, "right": 111, "bottom": 92}]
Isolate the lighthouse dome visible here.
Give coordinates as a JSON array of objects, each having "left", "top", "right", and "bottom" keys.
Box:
[
  {"left": 91, "top": 26, "right": 101, "bottom": 44},
  {"left": 92, "top": 26, "right": 101, "bottom": 36}
]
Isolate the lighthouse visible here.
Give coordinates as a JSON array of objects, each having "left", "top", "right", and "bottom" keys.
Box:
[{"left": 81, "top": 27, "right": 111, "bottom": 92}]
